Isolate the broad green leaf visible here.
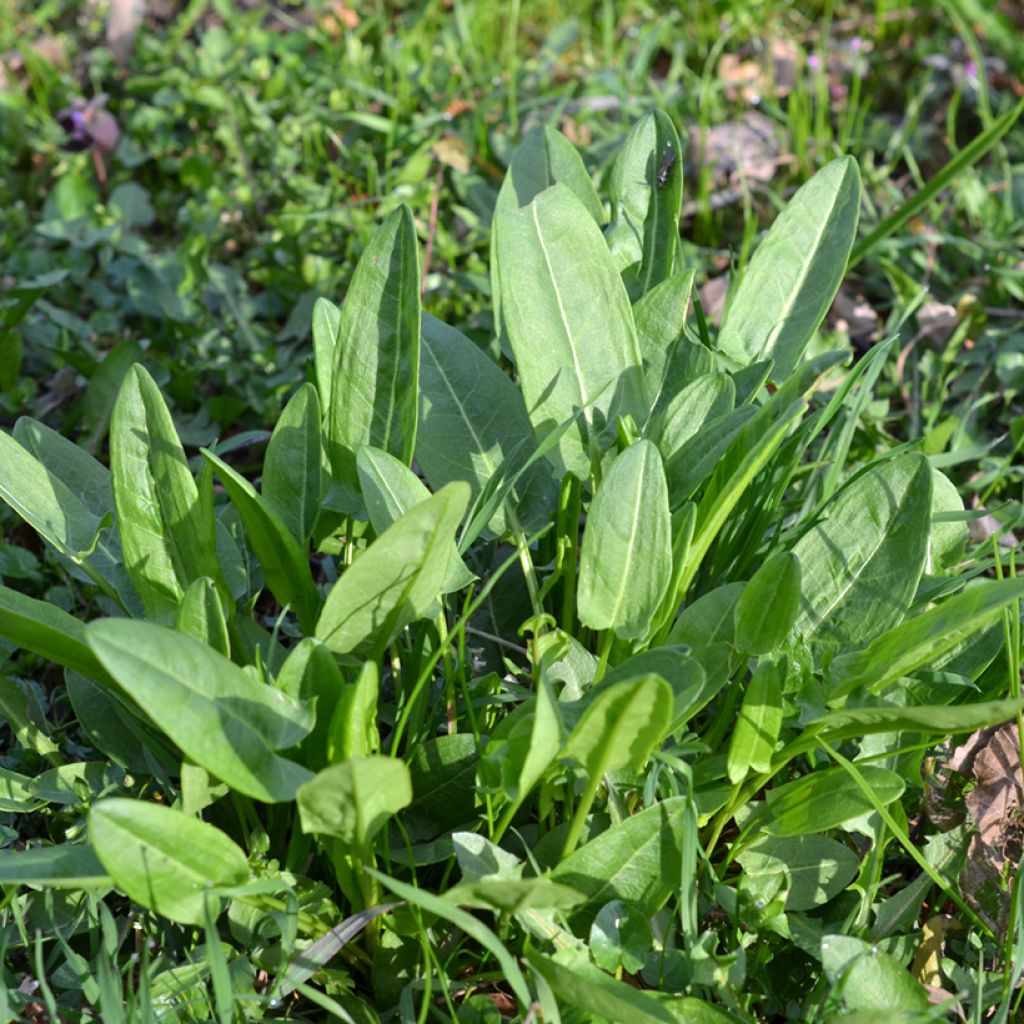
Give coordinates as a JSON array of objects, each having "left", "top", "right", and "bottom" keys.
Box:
[
  {"left": 826, "top": 577, "right": 1024, "bottom": 698},
  {"left": 0, "top": 766, "right": 46, "bottom": 812},
  {"left": 822, "top": 935, "right": 930, "bottom": 1013},
  {"left": 551, "top": 796, "right": 688, "bottom": 922},
  {"left": 528, "top": 951, "right": 677, "bottom": 1024},
  {"left": 634, "top": 269, "right": 697, "bottom": 416},
  {"left": 734, "top": 550, "right": 802, "bottom": 655},
  {"left": 793, "top": 454, "right": 933, "bottom": 654},
  {"left": 654, "top": 372, "right": 735, "bottom": 461},
  {"left": 276, "top": 637, "right": 346, "bottom": 766},
  {"left": 590, "top": 899, "right": 651, "bottom": 973},
  {"left": 606, "top": 110, "right": 684, "bottom": 297},
  {"left": 600, "top": 648, "right": 706, "bottom": 733},
  {"left": 737, "top": 835, "right": 859, "bottom": 911},
  {"left": 727, "top": 659, "right": 784, "bottom": 784},
  {"left": 417, "top": 314, "right": 554, "bottom": 535},
  {"left": 297, "top": 756, "right": 411, "bottom": 848},
  {"left": 315, "top": 482, "right": 470, "bottom": 655},
  {"left": 0, "top": 673, "right": 59, "bottom": 760},
  {"left": 356, "top": 445, "right": 474, "bottom": 593},
  {"left": 563, "top": 674, "right": 672, "bottom": 776},
  {"left": 327, "top": 206, "right": 420, "bottom": 489},
  {"left": 202, "top": 448, "right": 321, "bottom": 634},
  {"left": 175, "top": 576, "right": 230, "bottom": 657},
  {"left": 263, "top": 383, "right": 322, "bottom": 545},
  {"left": 87, "top": 619, "right": 314, "bottom": 803},
  {"left": 494, "top": 182, "right": 646, "bottom": 478},
  {"left": 0, "top": 844, "right": 110, "bottom": 888},
  {"left": 311, "top": 297, "right": 341, "bottom": 422},
  {"left": 754, "top": 765, "right": 905, "bottom": 837},
  {"left": 444, "top": 878, "right": 584, "bottom": 915},
  {"left": 717, "top": 157, "right": 861, "bottom": 379},
  {"left": 929, "top": 467, "right": 968, "bottom": 573},
  {"left": 577, "top": 441, "right": 672, "bottom": 639},
  {"left": 0, "top": 430, "right": 103, "bottom": 571},
  {"left": 110, "top": 364, "right": 222, "bottom": 621},
  {"left": 89, "top": 799, "right": 249, "bottom": 925},
  {"left": 0, "top": 584, "right": 109, "bottom": 683}
]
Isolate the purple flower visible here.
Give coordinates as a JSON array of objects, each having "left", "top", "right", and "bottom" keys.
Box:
[{"left": 807, "top": 53, "right": 822, "bottom": 73}]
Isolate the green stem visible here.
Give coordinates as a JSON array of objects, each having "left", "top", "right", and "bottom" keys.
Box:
[{"left": 561, "top": 768, "right": 604, "bottom": 860}]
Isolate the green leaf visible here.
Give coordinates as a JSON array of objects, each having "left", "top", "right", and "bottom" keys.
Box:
[
  {"left": 664, "top": 405, "right": 757, "bottom": 507},
  {"left": 275, "top": 637, "right": 346, "bottom": 766},
  {"left": 202, "top": 448, "right": 321, "bottom": 633},
  {"left": 734, "top": 550, "right": 802, "bottom": 655},
  {"left": 793, "top": 454, "right": 933, "bottom": 654},
  {"left": 727, "top": 659, "right": 784, "bottom": 784},
  {"left": 110, "top": 364, "right": 223, "bottom": 621},
  {"left": 551, "top": 797, "right": 688, "bottom": 923},
  {"left": 563, "top": 674, "right": 673, "bottom": 775},
  {"left": 326, "top": 659, "right": 380, "bottom": 763},
  {"left": 590, "top": 899, "right": 652, "bottom": 973},
  {"left": 737, "top": 835, "right": 859, "bottom": 911},
  {"left": 826, "top": 577, "right": 1024, "bottom": 699},
  {"left": 606, "top": 110, "right": 684, "bottom": 297},
  {"left": 263, "top": 383, "right": 322, "bottom": 545},
  {"left": 315, "top": 482, "right": 469, "bottom": 655},
  {"left": 634, "top": 269, "right": 697, "bottom": 416},
  {"left": 494, "top": 182, "right": 646, "bottom": 478},
  {"left": 754, "top": 765, "right": 905, "bottom": 837},
  {"left": 717, "top": 156, "right": 861, "bottom": 379},
  {"left": 327, "top": 206, "right": 420, "bottom": 489},
  {"left": 654, "top": 373, "right": 736, "bottom": 462},
  {"left": 0, "top": 584, "right": 110, "bottom": 683},
  {"left": 417, "top": 314, "right": 554, "bottom": 535},
  {"left": 356, "top": 445, "right": 473, "bottom": 593},
  {"left": 443, "top": 878, "right": 584, "bottom": 915},
  {"left": 406, "top": 733, "right": 481, "bottom": 836},
  {"left": 175, "top": 577, "right": 230, "bottom": 657},
  {"left": 577, "top": 441, "right": 672, "bottom": 639},
  {"left": 527, "top": 951, "right": 677, "bottom": 1024},
  {"left": 311, "top": 296, "right": 341, "bottom": 420},
  {"left": 297, "top": 756, "right": 411, "bottom": 847},
  {"left": 87, "top": 619, "right": 313, "bottom": 803},
  {"left": 822, "top": 935, "right": 929, "bottom": 1013},
  {"left": 89, "top": 799, "right": 249, "bottom": 925},
  {"left": 0, "top": 844, "right": 110, "bottom": 888}
]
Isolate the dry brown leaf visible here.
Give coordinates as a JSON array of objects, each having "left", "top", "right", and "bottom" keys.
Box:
[
  {"left": 696, "top": 110, "right": 780, "bottom": 190},
  {"left": 697, "top": 276, "right": 729, "bottom": 328},
  {"left": 829, "top": 287, "right": 879, "bottom": 340},
  {"left": 948, "top": 723, "right": 1024, "bottom": 931},
  {"left": 718, "top": 38, "right": 800, "bottom": 102},
  {"left": 432, "top": 135, "right": 470, "bottom": 174},
  {"left": 916, "top": 299, "right": 959, "bottom": 349}
]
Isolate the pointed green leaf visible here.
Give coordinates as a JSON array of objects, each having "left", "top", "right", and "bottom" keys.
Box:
[
  {"left": 87, "top": 620, "right": 313, "bottom": 803},
  {"left": 634, "top": 269, "right": 697, "bottom": 416},
  {"left": 734, "top": 550, "right": 802, "bottom": 655},
  {"left": 727, "top": 659, "right": 784, "bottom": 784},
  {"left": 315, "top": 482, "right": 470, "bottom": 655},
  {"left": 0, "top": 844, "right": 110, "bottom": 888},
  {"left": 202, "top": 449, "right": 321, "bottom": 633},
  {"left": 578, "top": 441, "right": 672, "bottom": 639},
  {"left": 495, "top": 182, "right": 646, "bottom": 478},
  {"left": 175, "top": 577, "right": 230, "bottom": 656},
  {"left": 89, "top": 799, "right": 249, "bottom": 925},
  {"left": 327, "top": 206, "right": 420, "bottom": 489},
  {"left": 311, "top": 296, "right": 341, "bottom": 420},
  {"left": 718, "top": 157, "right": 861, "bottom": 379},
  {"left": 793, "top": 454, "right": 932, "bottom": 654},
  {"left": 110, "top": 364, "right": 222, "bottom": 621},
  {"left": 263, "top": 383, "right": 322, "bottom": 545}
]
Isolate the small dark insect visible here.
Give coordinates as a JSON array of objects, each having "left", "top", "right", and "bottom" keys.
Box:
[{"left": 655, "top": 144, "right": 676, "bottom": 189}]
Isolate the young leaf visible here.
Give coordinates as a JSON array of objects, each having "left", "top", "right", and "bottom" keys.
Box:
[
  {"left": 202, "top": 449, "right": 321, "bottom": 634},
  {"left": 263, "top": 382, "right": 322, "bottom": 545},
  {"left": 792, "top": 453, "right": 933, "bottom": 654},
  {"left": 606, "top": 110, "right": 684, "bottom": 297},
  {"left": 0, "top": 844, "right": 110, "bottom": 888},
  {"left": 494, "top": 182, "right": 646, "bottom": 478},
  {"left": 653, "top": 372, "right": 735, "bottom": 461},
  {"left": 175, "top": 577, "right": 230, "bottom": 657},
  {"left": 315, "top": 482, "right": 470, "bottom": 655},
  {"left": 717, "top": 157, "right": 861, "bottom": 379},
  {"left": 89, "top": 799, "right": 249, "bottom": 925},
  {"left": 311, "top": 297, "right": 341, "bottom": 421},
  {"left": 417, "top": 313, "right": 555, "bottom": 536},
  {"left": 734, "top": 550, "right": 802, "bottom": 655},
  {"left": 327, "top": 206, "right": 420, "bottom": 489},
  {"left": 275, "top": 637, "right": 346, "bottom": 766},
  {"left": 296, "top": 756, "right": 411, "bottom": 847},
  {"left": 87, "top": 620, "right": 314, "bottom": 803},
  {"left": 110, "top": 364, "right": 223, "bottom": 621},
  {"left": 736, "top": 835, "right": 859, "bottom": 911},
  {"left": 355, "top": 445, "right": 473, "bottom": 593},
  {"left": 727, "top": 659, "right": 784, "bottom": 785},
  {"left": 326, "top": 659, "right": 380, "bottom": 763},
  {"left": 577, "top": 440, "right": 672, "bottom": 640}
]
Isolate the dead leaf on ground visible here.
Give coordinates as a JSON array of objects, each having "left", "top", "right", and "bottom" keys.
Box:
[
  {"left": 694, "top": 110, "right": 782, "bottom": 190},
  {"left": 697, "top": 276, "right": 729, "bottom": 327},
  {"left": 916, "top": 299, "right": 959, "bottom": 349},
  {"left": 107, "top": 0, "right": 145, "bottom": 65},
  {"left": 967, "top": 503, "right": 1019, "bottom": 548},
  {"left": 432, "top": 135, "right": 470, "bottom": 174},
  {"left": 718, "top": 38, "right": 800, "bottom": 103},
  {"left": 947, "top": 722, "right": 1024, "bottom": 931}
]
